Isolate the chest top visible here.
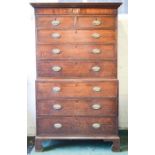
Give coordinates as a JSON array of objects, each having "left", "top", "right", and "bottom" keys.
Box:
[{"left": 31, "top": 2, "right": 121, "bottom": 15}]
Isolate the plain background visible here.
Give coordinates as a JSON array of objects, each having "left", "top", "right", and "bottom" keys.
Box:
[{"left": 0, "top": 0, "right": 155, "bottom": 155}]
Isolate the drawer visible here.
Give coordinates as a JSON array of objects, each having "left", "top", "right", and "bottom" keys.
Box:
[
  {"left": 37, "top": 61, "right": 116, "bottom": 78},
  {"left": 36, "top": 79, "right": 118, "bottom": 99},
  {"left": 35, "top": 8, "right": 116, "bottom": 15},
  {"left": 37, "top": 117, "right": 117, "bottom": 136},
  {"left": 37, "top": 98, "right": 117, "bottom": 116},
  {"left": 77, "top": 16, "right": 115, "bottom": 29},
  {"left": 37, "top": 44, "right": 116, "bottom": 60},
  {"left": 37, "top": 30, "right": 115, "bottom": 44},
  {"left": 36, "top": 16, "right": 74, "bottom": 29},
  {"left": 36, "top": 16, "right": 115, "bottom": 29}
]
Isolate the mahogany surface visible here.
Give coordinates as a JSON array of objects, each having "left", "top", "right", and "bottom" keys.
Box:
[
  {"left": 31, "top": 2, "right": 121, "bottom": 152},
  {"left": 37, "top": 44, "right": 116, "bottom": 60},
  {"left": 37, "top": 60, "right": 117, "bottom": 78}
]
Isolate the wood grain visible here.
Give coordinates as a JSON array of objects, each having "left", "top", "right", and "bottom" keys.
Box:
[
  {"left": 37, "top": 30, "right": 115, "bottom": 44},
  {"left": 36, "top": 16, "right": 74, "bottom": 29},
  {"left": 34, "top": 8, "right": 118, "bottom": 15},
  {"left": 37, "top": 60, "right": 117, "bottom": 78},
  {"left": 37, "top": 44, "right": 116, "bottom": 60},
  {"left": 77, "top": 16, "right": 116, "bottom": 29},
  {"left": 31, "top": 2, "right": 121, "bottom": 152},
  {"left": 37, "top": 116, "right": 117, "bottom": 136},
  {"left": 36, "top": 80, "right": 118, "bottom": 99},
  {"left": 37, "top": 98, "right": 117, "bottom": 116},
  {"left": 36, "top": 15, "right": 116, "bottom": 29}
]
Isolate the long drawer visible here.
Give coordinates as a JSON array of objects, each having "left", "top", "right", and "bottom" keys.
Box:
[
  {"left": 36, "top": 16, "right": 115, "bottom": 29},
  {"left": 37, "top": 60, "right": 116, "bottom": 78},
  {"left": 37, "top": 30, "right": 115, "bottom": 44},
  {"left": 36, "top": 79, "right": 118, "bottom": 99},
  {"left": 35, "top": 8, "right": 117, "bottom": 15},
  {"left": 37, "top": 116, "right": 117, "bottom": 136},
  {"left": 37, "top": 44, "right": 116, "bottom": 60},
  {"left": 37, "top": 98, "right": 117, "bottom": 116}
]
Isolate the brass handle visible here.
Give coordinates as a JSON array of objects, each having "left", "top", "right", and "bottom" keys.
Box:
[
  {"left": 92, "top": 48, "right": 101, "bottom": 54},
  {"left": 92, "top": 123, "right": 101, "bottom": 129},
  {"left": 91, "top": 33, "right": 101, "bottom": 39},
  {"left": 51, "top": 33, "right": 61, "bottom": 39},
  {"left": 52, "top": 66, "right": 62, "bottom": 72},
  {"left": 51, "top": 20, "right": 61, "bottom": 26},
  {"left": 52, "top": 87, "right": 61, "bottom": 93},
  {"left": 92, "top": 66, "right": 101, "bottom": 72},
  {"left": 53, "top": 123, "right": 62, "bottom": 129},
  {"left": 92, "top": 20, "right": 101, "bottom": 26},
  {"left": 92, "top": 104, "right": 101, "bottom": 110},
  {"left": 93, "top": 86, "right": 101, "bottom": 92},
  {"left": 53, "top": 104, "right": 62, "bottom": 110},
  {"left": 52, "top": 48, "right": 61, "bottom": 54}
]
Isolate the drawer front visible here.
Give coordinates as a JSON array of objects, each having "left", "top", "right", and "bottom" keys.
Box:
[
  {"left": 35, "top": 8, "right": 116, "bottom": 15},
  {"left": 36, "top": 16, "right": 74, "bottom": 29},
  {"left": 37, "top": 61, "right": 116, "bottom": 78},
  {"left": 37, "top": 30, "right": 115, "bottom": 44},
  {"left": 37, "top": 44, "right": 116, "bottom": 60},
  {"left": 37, "top": 117, "right": 117, "bottom": 136},
  {"left": 36, "top": 80, "right": 118, "bottom": 99},
  {"left": 37, "top": 98, "right": 117, "bottom": 116},
  {"left": 77, "top": 16, "right": 115, "bottom": 29},
  {"left": 36, "top": 16, "right": 115, "bottom": 29}
]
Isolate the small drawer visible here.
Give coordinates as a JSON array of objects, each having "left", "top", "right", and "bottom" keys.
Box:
[
  {"left": 37, "top": 98, "right": 117, "bottom": 116},
  {"left": 37, "top": 30, "right": 115, "bottom": 44},
  {"left": 37, "top": 117, "right": 117, "bottom": 136},
  {"left": 37, "top": 60, "right": 116, "bottom": 78},
  {"left": 36, "top": 79, "right": 118, "bottom": 99},
  {"left": 77, "top": 16, "right": 115, "bottom": 29},
  {"left": 36, "top": 16, "right": 74, "bottom": 29},
  {"left": 37, "top": 44, "right": 116, "bottom": 60}
]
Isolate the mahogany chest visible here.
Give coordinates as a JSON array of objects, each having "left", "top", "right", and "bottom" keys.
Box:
[{"left": 31, "top": 2, "right": 121, "bottom": 152}]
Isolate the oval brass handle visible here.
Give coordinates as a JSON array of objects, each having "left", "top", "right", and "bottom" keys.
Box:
[
  {"left": 93, "top": 86, "right": 101, "bottom": 92},
  {"left": 53, "top": 123, "right": 62, "bottom": 129},
  {"left": 92, "top": 20, "right": 101, "bottom": 26},
  {"left": 91, "top": 33, "right": 101, "bottom": 39},
  {"left": 92, "top": 66, "right": 101, "bottom": 72},
  {"left": 92, "top": 123, "right": 101, "bottom": 129},
  {"left": 51, "top": 33, "right": 61, "bottom": 39},
  {"left": 92, "top": 48, "right": 101, "bottom": 54},
  {"left": 52, "top": 48, "right": 61, "bottom": 54},
  {"left": 51, "top": 20, "right": 61, "bottom": 26},
  {"left": 53, "top": 104, "right": 62, "bottom": 110},
  {"left": 52, "top": 66, "right": 62, "bottom": 72},
  {"left": 92, "top": 104, "right": 101, "bottom": 110},
  {"left": 52, "top": 87, "right": 61, "bottom": 93}
]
